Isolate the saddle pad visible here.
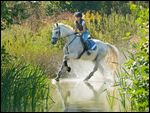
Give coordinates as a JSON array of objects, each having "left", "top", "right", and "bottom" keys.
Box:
[{"left": 87, "top": 39, "right": 97, "bottom": 50}]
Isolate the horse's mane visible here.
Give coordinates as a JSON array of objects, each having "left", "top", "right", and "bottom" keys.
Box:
[{"left": 55, "top": 23, "right": 74, "bottom": 31}]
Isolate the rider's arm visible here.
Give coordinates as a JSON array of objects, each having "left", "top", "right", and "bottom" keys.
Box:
[
  {"left": 81, "top": 21, "right": 87, "bottom": 33},
  {"left": 74, "top": 27, "right": 78, "bottom": 33},
  {"left": 74, "top": 21, "right": 78, "bottom": 33}
]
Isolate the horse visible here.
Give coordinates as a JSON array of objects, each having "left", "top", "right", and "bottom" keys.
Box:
[{"left": 51, "top": 23, "right": 119, "bottom": 81}]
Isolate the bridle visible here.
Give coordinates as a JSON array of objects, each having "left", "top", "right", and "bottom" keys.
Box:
[
  {"left": 53, "top": 27, "right": 78, "bottom": 46},
  {"left": 53, "top": 27, "right": 76, "bottom": 39}
]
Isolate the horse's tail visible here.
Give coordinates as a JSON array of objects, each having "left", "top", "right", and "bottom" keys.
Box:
[{"left": 106, "top": 43, "right": 120, "bottom": 71}]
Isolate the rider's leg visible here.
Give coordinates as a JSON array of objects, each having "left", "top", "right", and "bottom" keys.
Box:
[
  {"left": 82, "top": 31, "right": 91, "bottom": 55},
  {"left": 82, "top": 31, "right": 89, "bottom": 41}
]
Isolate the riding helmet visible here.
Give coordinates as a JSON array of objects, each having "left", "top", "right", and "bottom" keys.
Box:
[{"left": 74, "top": 12, "right": 82, "bottom": 17}]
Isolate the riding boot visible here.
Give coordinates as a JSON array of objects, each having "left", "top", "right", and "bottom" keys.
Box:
[
  {"left": 84, "top": 42, "right": 91, "bottom": 55},
  {"left": 80, "top": 35, "right": 91, "bottom": 55}
]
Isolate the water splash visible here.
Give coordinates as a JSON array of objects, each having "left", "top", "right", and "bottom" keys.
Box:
[{"left": 67, "top": 59, "right": 115, "bottom": 83}]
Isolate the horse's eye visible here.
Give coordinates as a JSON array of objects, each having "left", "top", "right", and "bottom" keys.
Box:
[{"left": 56, "top": 32, "right": 58, "bottom": 34}]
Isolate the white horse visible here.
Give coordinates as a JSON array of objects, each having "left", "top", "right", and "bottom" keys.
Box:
[{"left": 51, "top": 23, "right": 119, "bottom": 81}]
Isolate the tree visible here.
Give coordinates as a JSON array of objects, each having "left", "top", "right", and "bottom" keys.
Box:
[{"left": 1, "top": 1, "right": 12, "bottom": 29}]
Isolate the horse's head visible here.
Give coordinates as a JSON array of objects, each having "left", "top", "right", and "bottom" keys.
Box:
[
  {"left": 51, "top": 23, "right": 61, "bottom": 45},
  {"left": 51, "top": 23, "right": 74, "bottom": 45}
]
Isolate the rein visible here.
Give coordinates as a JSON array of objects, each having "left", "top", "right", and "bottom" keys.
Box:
[
  {"left": 65, "top": 34, "right": 85, "bottom": 59},
  {"left": 66, "top": 35, "right": 77, "bottom": 47},
  {"left": 65, "top": 34, "right": 77, "bottom": 54},
  {"left": 55, "top": 27, "right": 78, "bottom": 51}
]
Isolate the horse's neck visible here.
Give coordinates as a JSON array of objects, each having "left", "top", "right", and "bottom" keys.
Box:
[
  {"left": 62, "top": 27, "right": 75, "bottom": 44},
  {"left": 66, "top": 35, "right": 76, "bottom": 45}
]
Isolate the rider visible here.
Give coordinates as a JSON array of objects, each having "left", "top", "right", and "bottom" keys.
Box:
[{"left": 74, "top": 12, "right": 91, "bottom": 55}]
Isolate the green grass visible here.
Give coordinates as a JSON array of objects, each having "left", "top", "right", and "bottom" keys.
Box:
[{"left": 1, "top": 58, "right": 55, "bottom": 112}]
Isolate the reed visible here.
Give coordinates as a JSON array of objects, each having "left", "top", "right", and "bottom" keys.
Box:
[{"left": 1, "top": 59, "right": 54, "bottom": 112}]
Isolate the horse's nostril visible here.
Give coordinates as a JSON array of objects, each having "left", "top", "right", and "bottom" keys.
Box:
[
  {"left": 51, "top": 40, "right": 56, "bottom": 45},
  {"left": 51, "top": 37, "right": 57, "bottom": 45}
]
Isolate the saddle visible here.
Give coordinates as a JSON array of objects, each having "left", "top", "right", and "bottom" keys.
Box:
[
  {"left": 75, "top": 33, "right": 97, "bottom": 51},
  {"left": 86, "top": 39, "right": 97, "bottom": 50}
]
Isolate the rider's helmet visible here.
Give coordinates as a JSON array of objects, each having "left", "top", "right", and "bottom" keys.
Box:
[{"left": 74, "top": 12, "right": 82, "bottom": 18}]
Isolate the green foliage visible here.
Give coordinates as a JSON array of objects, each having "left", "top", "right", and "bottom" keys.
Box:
[
  {"left": 84, "top": 11, "right": 137, "bottom": 46},
  {"left": 1, "top": 47, "right": 54, "bottom": 112},
  {"left": 44, "top": 1, "right": 149, "bottom": 16},
  {"left": 45, "top": 1, "right": 66, "bottom": 16},
  {"left": 1, "top": 1, "right": 13, "bottom": 29},
  {"left": 1, "top": 1, "right": 45, "bottom": 30},
  {"left": 1, "top": 45, "right": 13, "bottom": 66},
  {"left": 116, "top": 4, "right": 149, "bottom": 112},
  {"left": 2, "top": 1, "right": 148, "bottom": 30},
  {"left": 125, "top": 39, "right": 149, "bottom": 111},
  {"left": 12, "top": 2, "right": 29, "bottom": 19},
  {"left": 45, "top": 1, "right": 131, "bottom": 16}
]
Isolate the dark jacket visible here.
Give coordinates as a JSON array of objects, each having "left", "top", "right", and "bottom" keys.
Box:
[{"left": 75, "top": 19, "right": 87, "bottom": 31}]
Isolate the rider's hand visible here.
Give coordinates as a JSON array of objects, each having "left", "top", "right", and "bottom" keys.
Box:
[{"left": 74, "top": 32, "right": 78, "bottom": 35}]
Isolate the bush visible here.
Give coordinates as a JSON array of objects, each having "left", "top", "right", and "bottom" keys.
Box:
[
  {"left": 84, "top": 11, "right": 138, "bottom": 47},
  {"left": 116, "top": 4, "right": 149, "bottom": 112}
]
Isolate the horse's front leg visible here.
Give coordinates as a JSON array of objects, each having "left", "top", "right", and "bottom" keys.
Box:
[
  {"left": 55, "top": 56, "right": 71, "bottom": 81},
  {"left": 63, "top": 55, "right": 71, "bottom": 72},
  {"left": 63, "top": 60, "right": 71, "bottom": 72}
]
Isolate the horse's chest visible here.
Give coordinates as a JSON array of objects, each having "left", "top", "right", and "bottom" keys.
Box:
[{"left": 65, "top": 39, "right": 82, "bottom": 52}]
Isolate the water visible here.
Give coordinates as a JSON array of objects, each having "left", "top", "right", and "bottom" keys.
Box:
[
  {"left": 51, "top": 78, "right": 124, "bottom": 112},
  {"left": 50, "top": 59, "right": 128, "bottom": 112}
]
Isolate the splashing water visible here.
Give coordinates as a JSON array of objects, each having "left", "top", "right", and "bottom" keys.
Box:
[
  {"left": 50, "top": 50, "right": 126, "bottom": 112},
  {"left": 67, "top": 58, "right": 116, "bottom": 83}
]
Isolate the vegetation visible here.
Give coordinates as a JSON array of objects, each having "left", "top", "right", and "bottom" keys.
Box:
[
  {"left": 1, "top": 45, "right": 55, "bottom": 112},
  {"left": 1, "top": 1, "right": 149, "bottom": 112},
  {"left": 116, "top": 5, "right": 149, "bottom": 111}
]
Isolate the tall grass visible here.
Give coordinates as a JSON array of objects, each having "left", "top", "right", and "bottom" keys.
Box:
[
  {"left": 106, "top": 5, "right": 149, "bottom": 112},
  {"left": 1, "top": 23, "right": 63, "bottom": 78},
  {"left": 84, "top": 11, "right": 138, "bottom": 48},
  {"left": 1, "top": 61, "right": 55, "bottom": 112},
  {"left": 1, "top": 47, "right": 55, "bottom": 112}
]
